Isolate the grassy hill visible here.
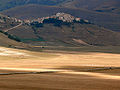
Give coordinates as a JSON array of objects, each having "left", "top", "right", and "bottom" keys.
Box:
[
  {"left": 0, "top": 0, "right": 69, "bottom": 11},
  {"left": 6, "top": 19, "right": 120, "bottom": 46},
  {"left": 0, "top": 14, "right": 21, "bottom": 30},
  {"left": 0, "top": 12, "right": 120, "bottom": 46},
  {"left": 0, "top": 31, "right": 25, "bottom": 47},
  {"left": 61, "top": 0, "right": 120, "bottom": 14},
  {"left": 2, "top": 4, "right": 120, "bottom": 32},
  {"left": 0, "top": 14, "right": 28, "bottom": 48},
  {"left": 1, "top": 9, "right": 120, "bottom": 46},
  {"left": 0, "top": 0, "right": 119, "bottom": 14},
  {"left": 1, "top": 0, "right": 120, "bottom": 32}
]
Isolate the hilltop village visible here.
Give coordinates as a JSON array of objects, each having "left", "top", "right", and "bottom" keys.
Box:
[
  {"left": 24, "top": 13, "right": 90, "bottom": 25},
  {"left": 0, "top": 13, "right": 90, "bottom": 27},
  {"left": 0, "top": 14, "right": 21, "bottom": 23}
]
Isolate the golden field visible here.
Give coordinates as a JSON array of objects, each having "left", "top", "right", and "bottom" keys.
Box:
[{"left": 0, "top": 46, "right": 120, "bottom": 90}]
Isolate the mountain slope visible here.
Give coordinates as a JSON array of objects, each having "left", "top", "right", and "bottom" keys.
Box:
[
  {"left": 0, "top": 0, "right": 69, "bottom": 11},
  {"left": 0, "top": 32, "right": 20, "bottom": 47},
  {"left": 0, "top": 14, "right": 21, "bottom": 31},
  {"left": 0, "top": 0, "right": 120, "bottom": 15},
  {"left": 61, "top": 0, "right": 120, "bottom": 14},
  {"left": 2, "top": 4, "right": 120, "bottom": 32},
  {"left": 5, "top": 13, "right": 120, "bottom": 46},
  {"left": 1, "top": 12, "right": 120, "bottom": 46},
  {"left": 0, "top": 14, "right": 28, "bottom": 48}
]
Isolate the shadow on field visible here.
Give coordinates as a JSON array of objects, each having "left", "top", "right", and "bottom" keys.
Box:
[
  {"left": 55, "top": 66, "right": 120, "bottom": 73},
  {"left": 0, "top": 71, "right": 56, "bottom": 76},
  {"left": 35, "top": 46, "right": 120, "bottom": 54}
]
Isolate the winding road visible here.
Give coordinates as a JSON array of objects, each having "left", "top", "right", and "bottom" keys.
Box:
[{"left": 4, "top": 21, "right": 23, "bottom": 32}]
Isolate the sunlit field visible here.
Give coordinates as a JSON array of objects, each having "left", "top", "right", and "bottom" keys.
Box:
[{"left": 0, "top": 46, "right": 120, "bottom": 90}]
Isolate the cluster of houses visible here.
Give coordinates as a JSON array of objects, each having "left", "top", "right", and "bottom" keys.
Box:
[
  {"left": 10, "top": 17, "right": 22, "bottom": 23},
  {"left": 0, "top": 15, "right": 21, "bottom": 23},
  {"left": 0, "top": 13, "right": 90, "bottom": 26},
  {"left": 24, "top": 13, "right": 89, "bottom": 25}
]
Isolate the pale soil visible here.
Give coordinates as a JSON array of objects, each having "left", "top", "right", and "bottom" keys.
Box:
[
  {"left": 0, "top": 47, "right": 29, "bottom": 56},
  {"left": 0, "top": 46, "right": 120, "bottom": 90},
  {"left": 73, "top": 38, "right": 90, "bottom": 46}
]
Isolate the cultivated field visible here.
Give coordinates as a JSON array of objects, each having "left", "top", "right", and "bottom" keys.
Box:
[{"left": 0, "top": 46, "right": 120, "bottom": 90}]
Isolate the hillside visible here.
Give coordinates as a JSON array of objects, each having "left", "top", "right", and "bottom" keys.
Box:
[
  {"left": 0, "top": 14, "right": 21, "bottom": 31},
  {"left": 0, "top": 14, "right": 28, "bottom": 48},
  {"left": 2, "top": 4, "right": 120, "bottom": 32},
  {"left": 0, "top": 0, "right": 120, "bottom": 15},
  {"left": 0, "top": 12, "right": 120, "bottom": 46},
  {"left": 0, "top": 0, "right": 69, "bottom": 11},
  {"left": 4, "top": 13, "right": 120, "bottom": 46},
  {"left": 61, "top": 0, "right": 120, "bottom": 14},
  {"left": 0, "top": 31, "right": 25, "bottom": 47}
]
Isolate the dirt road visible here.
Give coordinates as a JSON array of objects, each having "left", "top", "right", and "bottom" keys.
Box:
[{"left": 4, "top": 21, "right": 23, "bottom": 32}]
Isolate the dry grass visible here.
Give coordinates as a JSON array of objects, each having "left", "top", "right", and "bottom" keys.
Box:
[
  {"left": 0, "top": 46, "right": 120, "bottom": 89},
  {"left": 0, "top": 73, "right": 120, "bottom": 90}
]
